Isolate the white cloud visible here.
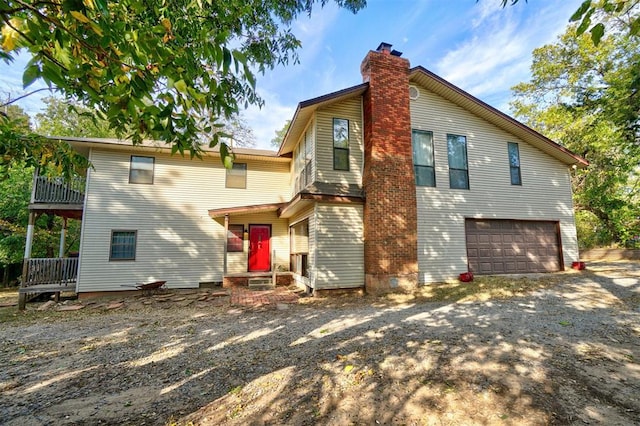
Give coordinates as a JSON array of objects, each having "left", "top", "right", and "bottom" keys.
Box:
[
  {"left": 242, "top": 89, "right": 296, "bottom": 150},
  {"left": 471, "top": 0, "right": 503, "bottom": 28},
  {"left": 435, "top": 1, "right": 582, "bottom": 107}
]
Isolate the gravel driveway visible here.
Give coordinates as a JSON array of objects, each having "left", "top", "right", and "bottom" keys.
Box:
[{"left": 1, "top": 261, "right": 639, "bottom": 425}]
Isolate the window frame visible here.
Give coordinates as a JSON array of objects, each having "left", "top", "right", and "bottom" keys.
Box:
[
  {"left": 508, "top": 142, "right": 522, "bottom": 186},
  {"left": 333, "top": 118, "right": 350, "bottom": 171},
  {"left": 227, "top": 224, "right": 244, "bottom": 252},
  {"left": 225, "top": 163, "right": 247, "bottom": 189},
  {"left": 129, "top": 156, "right": 155, "bottom": 184},
  {"left": 447, "top": 134, "right": 470, "bottom": 190},
  {"left": 109, "top": 230, "right": 137, "bottom": 261},
  {"left": 411, "top": 129, "right": 436, "bottom": 187}
]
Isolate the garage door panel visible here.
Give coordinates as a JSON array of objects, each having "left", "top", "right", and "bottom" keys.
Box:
[{"left": 466, "top": 219, "right": 561, "bottom": 275}]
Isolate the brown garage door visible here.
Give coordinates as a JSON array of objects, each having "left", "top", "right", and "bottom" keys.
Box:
[{"left": 465, "top": 219, "right": 561, "bottom": 274}]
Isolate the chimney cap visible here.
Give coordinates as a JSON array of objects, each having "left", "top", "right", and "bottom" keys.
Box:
[
  {"left": 390, "top": 49, "right": 403, "bottom": 57},
  {"left": 376, "top": 42, "right": 393, "bottom": 52}
]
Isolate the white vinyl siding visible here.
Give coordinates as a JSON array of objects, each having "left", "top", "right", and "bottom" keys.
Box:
[
  {"left": 77, "top": 148, "right": 290, "bottom": 292},
  {"left": 410, "top": 86, "right": 579, "bottom": 283},
  {"left": 226, "top": 211, "right": 289, "bottom": 274},
  {"left": 315, "top": 203, "right": 364, "bottom": 289},
  {"left": 315, "top": 98, "right": 363, "bottom": 185}
]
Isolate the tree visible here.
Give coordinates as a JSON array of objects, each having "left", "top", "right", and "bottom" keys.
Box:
[
  {"left": 511, "top": 23, "right": 640, "bottom": 248},
  {"left": 35, "top": 96, "right": 116, "bottom": 138},
  {"left": 270, "top": 120, "right": 291, "bottom": 148},
  {"left": 1, "top": 95, "right": 30, "bottom": 130},
  {"left": 502, "top": 0, "right": 640, "bottom": 45},
  {"left": 0, "top": 0, "right": 365, "bottom": 171},
  {"left": 218, "top": 114, "right": 256, "bottom": 149}
]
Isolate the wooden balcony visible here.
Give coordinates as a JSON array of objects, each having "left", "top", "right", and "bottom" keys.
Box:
[
  {"left": 19, "top": 257, "right": 79, "bottom": 293},
  {"left": 29, "top": 175, "right": 85, "bottom": 219}
]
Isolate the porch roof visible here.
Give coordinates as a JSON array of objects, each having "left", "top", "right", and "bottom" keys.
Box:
[
  {"left": 208, "top": 183, "right": 364, "bottom": 219},
  {"left": 208, "top": 202, "right": 288, "bottom": 218}
]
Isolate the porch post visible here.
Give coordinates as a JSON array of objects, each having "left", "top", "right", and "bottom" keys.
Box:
[
  {"left": 24, "top": 212, "right": 35, "bottom": 259},
  {"left": 19, "top": 211, "right": 36, "bottom": 310},
  {"left": 59, "top": 217, "right": 67, "bottom": 258},
  {"left": 223, "top": 214, "right": 229, "bottom": 275}
]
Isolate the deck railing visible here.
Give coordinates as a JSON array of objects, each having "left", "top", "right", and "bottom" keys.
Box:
[
  {"left": 22, "top": 257, "right": 79, "bottom": 288},
  {"left": 32, "top": 175, "right": 85, "bottom": 205}
]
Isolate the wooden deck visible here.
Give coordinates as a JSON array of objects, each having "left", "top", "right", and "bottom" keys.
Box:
[{"left": 21, "top": 258, "right": 79, "bottom": 291}]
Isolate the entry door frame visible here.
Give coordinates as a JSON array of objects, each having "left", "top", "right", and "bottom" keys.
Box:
[{"left": 248, "top": 224, "right": 272, "bottom": 272}]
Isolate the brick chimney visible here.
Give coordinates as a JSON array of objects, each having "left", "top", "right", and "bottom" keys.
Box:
[{"left": 361, "top": 42, "right": 419, "bottom": 293}]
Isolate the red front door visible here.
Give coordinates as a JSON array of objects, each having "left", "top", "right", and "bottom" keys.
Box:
[{"left": 248, "top": 225, "right": 271, "bottom": 272}]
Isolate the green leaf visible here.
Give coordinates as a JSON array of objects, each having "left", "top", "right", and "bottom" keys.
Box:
[
  {"left": 590, "top": 23, "right": 605, "bottom": 45},
  {"left": 630, "top": 16, "right": 640, "bottom": 37},
  {"left": 576, "top": 10, "right": 593, "bottom": 36},
  {"left": 219, "top": 143, "right": 234, "bottom": 169},
  {"left": 70, "top": 11, "right": 91, "bottom": 24},
  {"left": 223, "top": 47, "right": 232, "bottom": 72},
  {"left": 174, "top": 79, "right": 187, "bottom": 94},
  {"left": 570, "top": 0, "right": 592, "bottom": 22},
  {"left": 22, "top": 63, "right": 40, "bottom": 88}
]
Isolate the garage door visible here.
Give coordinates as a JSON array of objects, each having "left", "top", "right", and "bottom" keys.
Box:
[{"left": 465, "top": 219, "right": 561, "bottom": 274}]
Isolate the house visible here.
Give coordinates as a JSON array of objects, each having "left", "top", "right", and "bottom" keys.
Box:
[{"left": 19, "top": 43, "right": 588, "bottom": 305}]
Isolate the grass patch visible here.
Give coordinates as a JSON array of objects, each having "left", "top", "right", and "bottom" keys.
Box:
[
  {"left": 0, "top": 287, "right": 18, "bottom": 304},
  {"left": 383, "top": 274, "right": 564, "bottom": 304}
]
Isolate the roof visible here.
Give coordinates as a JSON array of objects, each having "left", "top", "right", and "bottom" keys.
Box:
[
  {"left": 51, "top": 136, "right": 287, "bottom": 162},
  {"left": 408, "top": 66, "right": 589, "bottom": 168},
  {"left": 275, "top": 64, "right": 587, "bottom": 169},
  {"left": 277, "top": 83, "right": 369, "bottom": 156},
  {"left": 300, "top": 182, "right": 364, "bottom": 199}
]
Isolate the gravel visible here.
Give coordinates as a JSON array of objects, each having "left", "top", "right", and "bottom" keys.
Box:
[{"left": 1, "top": 261, "right": 639, "bottom": 425}]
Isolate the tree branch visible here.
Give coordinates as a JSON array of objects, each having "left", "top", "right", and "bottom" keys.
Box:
[{"left": 0, "top": 88, "right": 51, "bottom": 108}]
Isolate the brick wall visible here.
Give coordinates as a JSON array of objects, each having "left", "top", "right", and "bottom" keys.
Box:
[{"left": 361, "top": 46, "right": 419, "bottom": 293}]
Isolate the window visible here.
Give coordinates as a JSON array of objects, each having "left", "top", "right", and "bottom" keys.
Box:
[
  {"left": 447, "top": 134, "right": 469, "bottom": 189},
  {"left": 110, "top": 231, "right": 137, "bottom": 261},
  {"left": 290, "top": 220, "right": 309, "bottom": 277},
  {"left": 333, "top": 118, "right": 349, "bottom": 171},
  {"left": 508, "top": 142, "right": 522, "bottom": 185},
  {"left": 129, "top": 156, "right": 154, "bottom": 184},
  {"left": 412, "top": 130, "right": 436, "bottom": 187},
  {"left": 227, "top": 224, "right": 244, "bottom": 252},
  {"left": 294, "top": 131, "right": 313, "bottom": 193},
  {"left": 226, "top": 163, "right": 247, "bottom": 189}
]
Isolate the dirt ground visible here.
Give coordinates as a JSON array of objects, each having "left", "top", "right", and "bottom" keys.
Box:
[{"left": 1, "top": 261, "right": 639, "bottom": 425}]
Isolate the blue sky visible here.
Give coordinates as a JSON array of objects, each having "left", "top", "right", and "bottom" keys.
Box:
[{"left": 0, "top": 0, "right": 582, "bottom": 149}]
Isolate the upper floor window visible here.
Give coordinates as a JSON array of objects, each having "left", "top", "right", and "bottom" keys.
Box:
[
  {"left": 110, "top": 230, "right": 137, "bottom": 261},
  {"left": 508, "top": 142, "right": 522, "bottom": 185},
  {"left": 333, "top": 118, "right": 349, "bottom": 171},
  {"left": 412, "top": 130, "right": 436, "bottom": 187},
  {"left": 129, "top": 156, "right": 154, "bottom": 184},
  {"left": 226, "top": 163, "right": 247, "bottom": 189},
  {"left": 447, "top": 134, "right": 469, "bottom": 189}
]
